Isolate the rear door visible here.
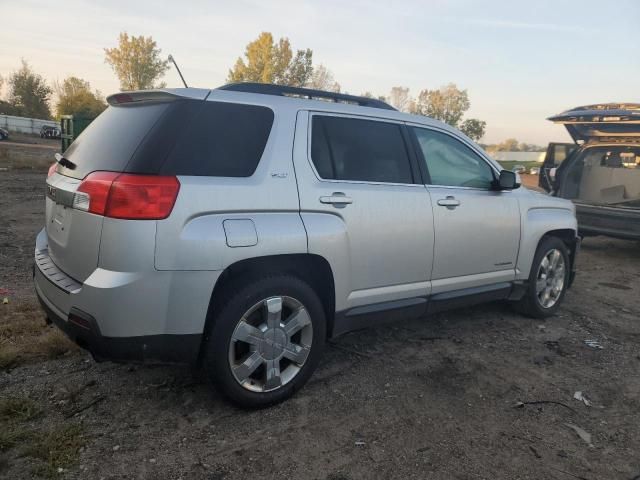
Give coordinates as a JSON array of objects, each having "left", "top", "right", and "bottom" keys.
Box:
[
  {"left": 540, "top": 142, "right": 576, "bottom": 191},
  {"left": 294, "top": 112, "right": 434, "bottom": 310}
]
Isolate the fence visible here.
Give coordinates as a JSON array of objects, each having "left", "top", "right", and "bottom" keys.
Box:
[{"left": 0, "top": 115, "right": 60, "bottom": 135}]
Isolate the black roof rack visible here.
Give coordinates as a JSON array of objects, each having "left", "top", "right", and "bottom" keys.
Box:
[{"left": 218, "top": 82, "right": 397, "bottom": 111}]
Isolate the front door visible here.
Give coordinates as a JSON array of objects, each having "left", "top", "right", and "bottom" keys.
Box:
[{"left": 410, "top": 126, "right": 520, "bottom": 293}]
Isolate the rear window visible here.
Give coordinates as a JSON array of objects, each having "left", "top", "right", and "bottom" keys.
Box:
[
  {"left": 62, "top": 102, "right": 170, "bottom": 179},
  {"left": 160, "top": 102, "right": 274, "bottom": 177},
  {"left": 60, "top": 99, "right": 274, "bottom": 179}
]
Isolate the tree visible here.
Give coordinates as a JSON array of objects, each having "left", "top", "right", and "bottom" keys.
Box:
[
  {"left": 55, "top": 77, "right": 107, "bottom": 119},
  {"left": 413, "top": 83, "right": 470, "bottom": 127},
  {"left": 307, "top": 64, "right": 340, "bottom": 92},
  {"left": 104, "top": 33, "right": 170, "bottom": 91},
  {"left": 7, "top": 60, "right": 52, "bottom": 119},
  {"left": 388, "top": 86, "right": 412, "bottom": 112},
  {"left": 460, "top": 118, "right": 486, "bottom": 142},
  {"left": 227, "top": 32, "right": 313, "bottom": 87},
  {"left": 497, "top": 138, "right": 520, "bottom": 151}
]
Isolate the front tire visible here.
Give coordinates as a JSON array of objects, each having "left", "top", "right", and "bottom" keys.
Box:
[
  {"left": 204, "top": 275, "right": 326, "bottom": 408},
  {"left": 513, "top": 236, "right": 570, "bottom": 318}
]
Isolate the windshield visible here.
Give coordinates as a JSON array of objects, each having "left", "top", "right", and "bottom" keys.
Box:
[{"left": 559, "top": 145, "right": 640, "bottom": 208}]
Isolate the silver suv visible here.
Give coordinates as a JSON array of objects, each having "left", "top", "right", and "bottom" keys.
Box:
[{"left": 34, "top": 83, "right": 579, "bottom": 407}]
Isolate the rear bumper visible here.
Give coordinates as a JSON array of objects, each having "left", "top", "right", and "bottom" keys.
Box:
[
  {"left": 576, "top": 203, "right": 640, "bottom": 240},
  {"left": 35, "top": 284, "right": 201, "bottom": 364},
  {"left": 33, "top": 228, "right": 217, "bottom": 365}
]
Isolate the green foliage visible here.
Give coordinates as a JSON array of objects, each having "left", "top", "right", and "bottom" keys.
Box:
[
  {"left": 105, "top": 32, "right": 170, "bottom": 91},
  {"left": 55, "top": 77, "right": 107, "bottom": 119},
  {"left": 7, "top": 60, "right": 52, "bottom": 119},
  {"left": 413, "top": 83, "right": 470, "bottom": 127},
  {"left": 227, "top": 32, "right": 314, "bottom": 87},
  {"left": 460, "top": 118, "right": 486, "bottom": 141}
]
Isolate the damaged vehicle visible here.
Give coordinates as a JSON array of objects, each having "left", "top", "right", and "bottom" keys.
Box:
[{"left": 541, "top": 103, "right": 640, "bottom": 240}]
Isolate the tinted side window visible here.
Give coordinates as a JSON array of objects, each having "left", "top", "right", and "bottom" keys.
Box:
[
  {"left": 311, "top": 116, "right": 413, "bottom": 184},
  {"left": 413, "top": 128, "right": 494, "bottom": 189},
  {"left": 62, "top": 102, "right": 170, "bottom": 179},
  {"left": 161, "top": 102, "right": 274, "bottom": 177}
]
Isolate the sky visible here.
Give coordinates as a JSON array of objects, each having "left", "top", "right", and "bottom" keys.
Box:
[{"left": 1, "top": 0, "right": 638, "bottom": 144}]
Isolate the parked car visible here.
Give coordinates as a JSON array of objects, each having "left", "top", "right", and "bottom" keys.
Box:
[
  {"left": 40, "top": 125, "right": 61, "bottom": 139},
  {"left": 529, "top": 166, "right": 540, "bottom": 175},
  {"left": 0, "top": 127, "right": 8, "bottom": 140},
  {"left": 35, "top": 84, "right": 579, "bottom": 407},
  {"left": 512, "top": 164, "right": 526, "bottom": 174},
  {"left": 542, "top": 103, "right": 640, "bottom": 239}
]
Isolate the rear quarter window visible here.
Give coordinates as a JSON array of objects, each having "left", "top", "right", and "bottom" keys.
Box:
[
  {"left": 61, "top": 102, "right": 170, "bottom": 179},
  {"left": 160, "top": 101, "right": 274, "bottom": 177}
]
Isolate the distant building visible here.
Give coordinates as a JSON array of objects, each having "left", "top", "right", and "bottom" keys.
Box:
[{"left": 489, "top": 151, "right": 545, "bottom": 162}]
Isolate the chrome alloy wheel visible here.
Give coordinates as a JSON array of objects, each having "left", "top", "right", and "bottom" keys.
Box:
[
  {"left": 228, "top": 296, "right": 313, "bottom": 392},
  {"left": 535, "top": 248, "right": 566, "bottom": 309}
]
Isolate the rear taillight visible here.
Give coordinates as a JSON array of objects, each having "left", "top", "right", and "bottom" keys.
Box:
[
  {"left": 75, "top": 172, "right": 180, "bottom": 220},
  {"left": 48, "top": 162, "right": 57, "bottom": 177}
]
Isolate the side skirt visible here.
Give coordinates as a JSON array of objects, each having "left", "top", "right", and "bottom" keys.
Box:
[{"left": 331, "top": 282, "right": 519, "bottom": 338}]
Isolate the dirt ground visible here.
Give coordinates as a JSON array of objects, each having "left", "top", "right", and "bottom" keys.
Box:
[{"left": 1, "top": 167, "right": 639, "bottom": 480}]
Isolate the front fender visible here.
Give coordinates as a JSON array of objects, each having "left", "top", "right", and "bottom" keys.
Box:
[{"left": 516, "top": 206, "right": 578, "bottom": 280}]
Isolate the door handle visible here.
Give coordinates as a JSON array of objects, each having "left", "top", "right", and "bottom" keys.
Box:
[
  {"left": 437, "top": 196, "right": 461, "bottom": 209},
  {"left": 320, "top": 192, "right": 353, "bottom": 208}
]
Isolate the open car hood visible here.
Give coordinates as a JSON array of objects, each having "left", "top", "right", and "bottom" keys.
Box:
[{"left": 548, "top": 103, "right": 640, "bottom": 143}]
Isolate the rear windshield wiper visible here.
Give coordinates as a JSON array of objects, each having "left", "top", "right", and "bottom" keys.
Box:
[{"left": 55, "top": 153, "right": 76, "bottom": 170}]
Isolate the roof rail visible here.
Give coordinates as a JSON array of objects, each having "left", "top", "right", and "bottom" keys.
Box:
[{"left": 218, "top": 82, "right": 397, "bottom": 111}]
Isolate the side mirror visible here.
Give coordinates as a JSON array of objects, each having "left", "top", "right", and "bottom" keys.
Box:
[{"left": 496, "top": 170, "right": 520, "bottom": 190}]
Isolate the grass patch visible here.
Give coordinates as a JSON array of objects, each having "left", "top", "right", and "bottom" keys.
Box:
[
  {"left": 0, "top": 396, "right": 42, "bottom": 422},
  {"left": 35, "top": 330, "right": 76, "bottom": 359},
  {"left": 0, "top": 345, "right": 20, "bottom": 370},
  {"left": 0, "top": 142, "right": 58, "bottom": 170},
  {"left": 0, "top": 425, "right": 33, "bottom": 452},
  {"left": 0, "top": 300, "right": 78, "bottom": 370},
  {"left": 0, "top": 396, "right": 41, "bottom": 453},
  {"left": 24, "top": 423, "right": 85, "bottom": 478}
]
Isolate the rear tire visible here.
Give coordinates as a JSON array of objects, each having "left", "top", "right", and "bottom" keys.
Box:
[
  {"left": 204, "top": 275, "right": 326, "bottom": 408},
  {"left": 513, "top": 236, "right": 570, "bottom": 318}
]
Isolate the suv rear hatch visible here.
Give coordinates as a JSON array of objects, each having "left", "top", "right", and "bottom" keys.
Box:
[
  {"left": 548, "top": 103, "right": 640, "bottom": 143},
  {"left": 44, "top": 90, "right": 209, "bottom": 283}
]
